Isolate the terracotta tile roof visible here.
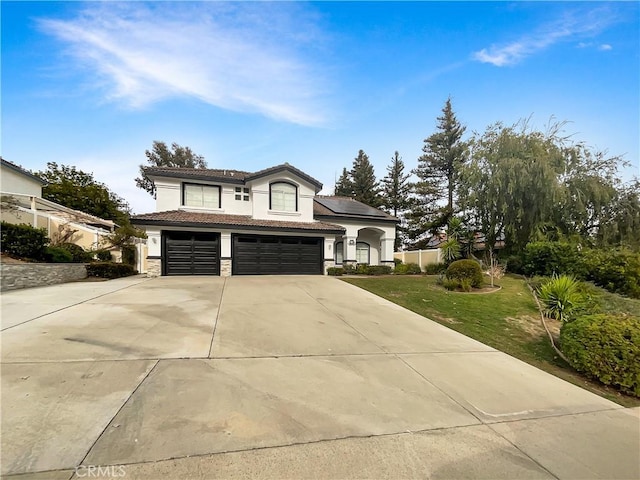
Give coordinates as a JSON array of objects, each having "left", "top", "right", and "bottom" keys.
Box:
[{"left": 131, "top": 210, "right": 345, "bottom": 233}]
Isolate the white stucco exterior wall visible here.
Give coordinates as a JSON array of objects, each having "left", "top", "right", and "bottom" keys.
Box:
[
  {"left": 248, "top": 172, "right": 316, "bottom": 223},
  {"left": 0, "top": 167, "right": 43, "bottom": 197},
  {"left": 154, "top": 178, "right": 253, "bottom": 215}
]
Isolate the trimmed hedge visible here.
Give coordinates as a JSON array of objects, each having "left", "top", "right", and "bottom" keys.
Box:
[
  {"left": 0, "top": 221, "right": 48, "bottom": 260},
  {"left": 327, "top": 267, "right": 344, "bottom": 276},
  {"left": 394, "top": 263, "right": 422, "bottom": 275},
  {"left": 44, "top": 246, "right": 73, "bottom": 263},
  {"left": 561, "top": 314, "right": 640, "bottom": 396},
  {"left": 86, "top": 262, "right": 137, "bottom": 279},
  {"left": 583, "top": 249, "right": 640, "bottom": 299},
  {"left": 446, "top": 259, "right": 483, "bottom": 288},
  {"left": 522, "top": 242, "right": 586, "bottom": 277},
  {"left": 95, "top": 249, "right": 112, "bottom": 261},
  {"left": 366, "top": 265, "right": 392, "bottom": 275},
  {"left": 58, "top": 243, "right": 93, "bottom": 263},
  {"left": 424, "top": 263, "right": 447, "bottom": 275}
]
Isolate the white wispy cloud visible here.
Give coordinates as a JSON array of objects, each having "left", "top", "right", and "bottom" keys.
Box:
[
  {"left": 38, "top": 2, "right": 330, "bottom": 126},
  {"left": 599, "top": 44, "right": 613, "bottom": 51},
  {"left": 473, "top": 7, "right": 620, "bottom": 67}
]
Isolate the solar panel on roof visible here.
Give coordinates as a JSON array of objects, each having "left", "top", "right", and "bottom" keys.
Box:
[{"left": 315, "top": 197, "right": 388, "bottom": 217}]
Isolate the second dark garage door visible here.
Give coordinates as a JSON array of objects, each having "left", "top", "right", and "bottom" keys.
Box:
[{"left": 233, "top": 234, "right": 323, "bottom": 275}]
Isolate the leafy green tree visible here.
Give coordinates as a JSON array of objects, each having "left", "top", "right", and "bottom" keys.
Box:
[
  {"left": 136, "top": 141, "right": 207, "bottom": 198},
  {"left": 408, "top": 98, "right": 467, "bottom": 240},
  {"left": 37, "top": 163, "right": 130, "bottom": 225},
  {"left": 334, "top": 167, "right": 353, "bottom": 196},
  {"left": 554, "top": 144, "right": 621, "bottom": 243},
  {"left": 598, "top": 178, "right": 640, "bottom": 249},
  {"left": 350, "top": 149, "right": 381, "bottom": 207}
]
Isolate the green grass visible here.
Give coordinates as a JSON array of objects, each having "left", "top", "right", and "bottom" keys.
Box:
[{"left": 342, "top": 274, "right": 640, "bottom": 407}]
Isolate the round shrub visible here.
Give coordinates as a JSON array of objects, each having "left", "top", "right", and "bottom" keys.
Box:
[
  {"left": 44, "top": 246, "right": 73, "bottom": 263},
  {"left": 446, "top": 259, "right": 483, "bottom": 288},
  {"left": 561, "top": 314, "right": 640, "bottom": 397}
]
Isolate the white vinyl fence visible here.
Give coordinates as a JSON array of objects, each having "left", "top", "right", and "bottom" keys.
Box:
[{"left": 394, "top": 249, "right": 442, "bottom": 269}]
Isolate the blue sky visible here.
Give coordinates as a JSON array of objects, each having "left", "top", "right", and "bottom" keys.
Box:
[{"left": 2, "top": 1, "right": 639, "bottom": 214}]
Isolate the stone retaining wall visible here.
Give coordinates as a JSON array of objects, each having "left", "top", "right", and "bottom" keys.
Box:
[{"left": 0, "top": 263, "right": 87, "bottom": 291}]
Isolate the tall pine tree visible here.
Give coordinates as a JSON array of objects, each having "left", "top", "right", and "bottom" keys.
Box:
[
  {"left": 408, "top": 98, "right": 467, "bottom": 241},
  {"left": 381, "top": 151, "right": 411, "bottom": 216},
  {"left": 334, "top": 167, "right": 353, "bottom": 196},
  {"left": 382, "top": 151, "right": 411, "bottom": 249},
  {"left": 350, "top": 149, "right": 381, "bottom": 207}
]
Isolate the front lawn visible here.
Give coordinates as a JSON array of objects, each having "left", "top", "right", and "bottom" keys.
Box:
[{"left": 342, "top": 274, "right": 640, "bottom": 407}]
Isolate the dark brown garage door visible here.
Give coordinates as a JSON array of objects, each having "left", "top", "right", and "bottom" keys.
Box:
[
  {"left": 163, "top": 231, "right": 220, "bottom": 275},
  {"left": 233, "top": 235, "right": 323, "bottom": 275}
]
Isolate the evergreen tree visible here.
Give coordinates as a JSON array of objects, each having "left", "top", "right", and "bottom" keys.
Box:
[
  {"left": 407, "top": 98, "right": 467, "bottom": 241},
  {"left": 334, "top": 167, "right": 353, "bottom": 196},
  {"left": 350, "top": 149, "right": 381, "bottom": 207},
  {"left": 381, "top": 151, "right": 411, "bottom": 216}
]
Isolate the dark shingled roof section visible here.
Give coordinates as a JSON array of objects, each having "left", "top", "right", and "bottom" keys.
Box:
[
  {"left": 144, "top": 163, "right": 323, "bottom": 191},
  {"left": 245, "top": 164, "right": 323, "bottom": 191},
  {"left": 131, "top": 210, "right": 345, "bottom": 233},
  {"left": 313, "top": 196, "right": 398, "bottom": 222},
  {"left": 144, "top": 167, "right": 249, "bottom": 184}
]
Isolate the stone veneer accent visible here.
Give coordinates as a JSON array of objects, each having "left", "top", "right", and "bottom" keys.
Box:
[
  {"left": 146, "top": 258, "right": 161, "bottom": 277},
  {"left": 0, "top": 263, "right": 87, "bottom": 292},
  {"left": 323, "top": 260, "right": 335, "bottom": 274},
  {"left": 220, "top": 259, "right": 232, "bottom": 277}
]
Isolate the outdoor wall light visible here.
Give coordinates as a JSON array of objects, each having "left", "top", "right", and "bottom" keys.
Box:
[{"left": 348, "top": 239, "right": 355, "bottom": 245}]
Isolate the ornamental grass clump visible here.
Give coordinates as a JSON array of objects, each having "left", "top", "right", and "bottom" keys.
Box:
[{"left": 537, "top": 274, "right": 585, "bottom": 323}]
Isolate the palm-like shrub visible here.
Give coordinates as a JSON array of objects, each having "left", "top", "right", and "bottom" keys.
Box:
[{"left": 537, "top": 274, "right": 585, "bottom": 323}]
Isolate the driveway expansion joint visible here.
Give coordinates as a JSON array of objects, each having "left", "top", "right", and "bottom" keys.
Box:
[{"left": 77, "top": 360, "right": 160, "bottom": 468}]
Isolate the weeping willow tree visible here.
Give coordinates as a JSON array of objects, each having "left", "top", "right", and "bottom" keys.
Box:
[
  {"left": 460, "top": 121, "right": 563, "bottom": 255},
  {"left": 460, "top": 120, "right": 633, "bottom": 254}
]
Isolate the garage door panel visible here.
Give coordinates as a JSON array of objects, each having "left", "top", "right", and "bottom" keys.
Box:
[
  {"left": 232, "top": 235, "right": 322, "bottom": 275},
  {"left": 164, "top": 232, "right": 220, "bottom": 276}
]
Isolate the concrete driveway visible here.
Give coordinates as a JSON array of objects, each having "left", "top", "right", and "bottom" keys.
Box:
[{"left": 1, "top": 276, "right": 638, "bottom": 479}]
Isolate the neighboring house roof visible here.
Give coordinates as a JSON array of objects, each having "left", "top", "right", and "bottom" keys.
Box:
[
  {"left": 131, "top": 210, "right": 345, "bottom": 234},
  {"left": 144, "top": 163, "right": 323, "bottom": 192},
  {"left": 425, "top": 232, "right": 505, "bottom": 250},
  {"left": 0, "top": 157, "right": 46, "bottom": 185},
  {"left": 314, "top": 196, "right": 399, "bottom": 223}
]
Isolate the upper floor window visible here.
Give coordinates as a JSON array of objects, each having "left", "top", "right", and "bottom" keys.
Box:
[
  {"left": 183, "top": 183, "right": 220, "bottom": 209},
  {"left": 270, "top": 182, "right": 297, "bottom": 212},
  {"left": 235, "top": 187, "right": 250, "bottom": 201}
]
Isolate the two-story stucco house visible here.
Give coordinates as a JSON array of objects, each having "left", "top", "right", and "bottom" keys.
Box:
[{"left": 131, "top": 163, "right": 397, "bottom": 276}]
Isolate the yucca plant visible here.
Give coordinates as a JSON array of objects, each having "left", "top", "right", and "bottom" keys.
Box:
[{"left": 537, "top": 274, "right": 585, "bottom": 323}]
